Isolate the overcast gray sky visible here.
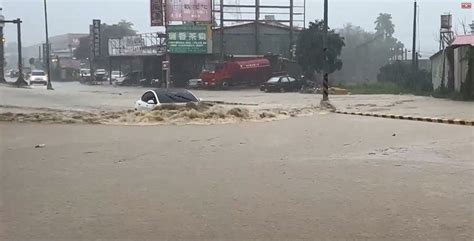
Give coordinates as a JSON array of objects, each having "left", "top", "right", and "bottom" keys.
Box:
[{"left": 1, "top": 0, "right": 472, "bottom": 56}]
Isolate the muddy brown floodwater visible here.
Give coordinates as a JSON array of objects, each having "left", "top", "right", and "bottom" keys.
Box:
[
  {"left": 0, "top": 102, "right": 322, "bottom": 125},
  {"left": 1, "top": 82, "right": 473, "bottom": 240}
]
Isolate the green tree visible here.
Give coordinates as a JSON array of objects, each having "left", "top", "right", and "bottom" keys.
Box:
[
  {"left": 74, "top": 20, "right": 137, "bottom": 60},
  {"left": 296, "top": 20, "right": 345, "bottom": 77},
  {"left": 375, "top": 13, "right": 395, "bottom": 39},
  {"left": 334, "top": 24, "right": 375, "bottom": 82},
  {"left": 333, "top": 14, "right": 405, "bottom": 84}
]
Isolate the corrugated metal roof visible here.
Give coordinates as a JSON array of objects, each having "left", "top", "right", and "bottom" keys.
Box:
[{"left": 452, "top": 35, "right": 474, "bottom": 46}]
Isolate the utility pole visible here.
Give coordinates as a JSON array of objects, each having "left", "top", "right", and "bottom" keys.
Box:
[
  {"left": 44, "top": 0, "right": 53, "bottom": 90},
  {"left": 322, "top": 0, "right": 329, "bottom": 102},
  {"left": 289, "top": 0, "right": 294, "bottom": 57},
  {"left": 255, "top": 0, "right": 260, "bottom": 55},
  {"left": 108, "top": 58, "right": 112, "bottom": 85},
  {"left": 163, "top": 0, "right": 170, "bottom": 88},
  {"left": 220, "top": 0, "right": 224, "bottom": 59},
  {"left": 88, "top": 25, "right": 94, "bottom": 83},
  {"left": 0, "top": 8, "right": 6, "bottom": 83},
  {"left": 415, "top": 52, "right": 419, "bottom": 69},
  {"left": 38, "top": 46, "right": 41, "bottom": 62},
  {"left": 411, "top": 0, "right": 417, "bottom": 72}
]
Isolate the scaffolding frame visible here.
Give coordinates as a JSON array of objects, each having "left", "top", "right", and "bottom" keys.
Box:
[{"left": 213, "top": 0, "right": 305, "bottom": 58}]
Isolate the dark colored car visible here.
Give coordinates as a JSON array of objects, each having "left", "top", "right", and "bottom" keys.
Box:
[
  {"left": 94, "top": 69, "right": 108, "bottom": 81},
  {"left": 117, "top": 71, "right": 161, "bottom": 87},
  {"left": 117, "top": 71, "right": 144, "bottom": 86},
  {"left": 260, "top": 76, "right": 302, "bottom": 93}
]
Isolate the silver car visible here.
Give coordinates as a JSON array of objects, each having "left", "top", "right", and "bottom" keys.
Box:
[{"left": 188, "top": 79, "right": 202, "bottom": 88}]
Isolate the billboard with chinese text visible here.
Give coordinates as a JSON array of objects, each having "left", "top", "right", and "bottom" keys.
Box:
[
  {"left": 166, "top": 0, "right": 212, "bottom": 22},
  {"left": 91, "top": 19, "right": 101, "bottom": 58},
  {"left": 150, "top": 0, "right": 164, "bottom": 26},
  {"left": 167, "top": 25, "right": 212, "bottom": 54},
  {"left": 108, "top": 33, "right": 167, "bottom": 56}
]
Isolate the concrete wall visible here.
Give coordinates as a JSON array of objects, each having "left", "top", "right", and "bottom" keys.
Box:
[
  {"left": 213, "top": 25, "right": 256, "bottom": 55},
  {"left": 453, "top": 46, "right": 470, "bottom": 92},
  {"left": 432, "top": 46, "right": 471, "bottom": 92},
  {"left": 431, "top": 52, "right": 449, "bottom": 90}
]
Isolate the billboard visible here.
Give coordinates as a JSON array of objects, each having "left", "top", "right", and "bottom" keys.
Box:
[
  {"left": 108, "top": 33, "right": 168, "bottom": 56},
  {"left": 167, "top": 25, "right": 212, "bottom": 54},
  {"left": 151, "top": 0, "right": 164, "bottom": 26},
  {"left": 166, "top": 0, "right": 212, "bottom": 22},
  {"left": 91, "top": 19, "right": 101, "bottom": 58},
  {"left": 42, "top": 43, "right": 49, "bottom": 63}
]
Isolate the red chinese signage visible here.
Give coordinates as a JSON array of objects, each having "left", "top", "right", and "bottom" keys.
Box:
[
  {"left": 461, "top": 2, "right": 472, "bottom": 9},
  {"left": 151, "top": 0, "right": 164, "bottom": 26},
  {"left": 166, "top": 0, "right": 212, "bottom": 22}
]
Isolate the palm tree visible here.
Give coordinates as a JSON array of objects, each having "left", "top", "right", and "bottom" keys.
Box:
[{"left": 375, "top": 13, "right": 395, "bottom": 39}]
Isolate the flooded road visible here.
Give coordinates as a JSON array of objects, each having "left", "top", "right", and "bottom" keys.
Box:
[{"left": 1, "top": 81, "right": 473, "bottom": 240}]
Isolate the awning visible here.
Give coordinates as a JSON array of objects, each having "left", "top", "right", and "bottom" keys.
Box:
[{"left": 451, "top": 35, "right": 474, "bottom": 47}]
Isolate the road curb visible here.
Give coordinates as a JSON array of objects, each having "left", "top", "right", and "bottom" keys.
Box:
[{"left": 332, "top": 110, "right": 474, "bottom": 126}]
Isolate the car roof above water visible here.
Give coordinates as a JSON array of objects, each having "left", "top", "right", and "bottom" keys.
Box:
[{"left": 150, "top": 89, "right": 199, "bottom": 103}]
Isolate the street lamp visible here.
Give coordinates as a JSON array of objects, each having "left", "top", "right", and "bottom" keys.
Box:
[
  {"left": 411, "top": 0, "right": 417, "bottom": 72},
  {"left": 44, "top": 0, "right": 53, "bottom": 90}
]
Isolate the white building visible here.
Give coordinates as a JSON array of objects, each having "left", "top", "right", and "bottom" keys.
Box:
[{"left": 430, "top": 35, "right": 473, "bottom": 92}]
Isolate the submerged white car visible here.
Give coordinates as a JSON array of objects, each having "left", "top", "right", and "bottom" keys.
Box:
[
  {"left": 29, "top": 70, "right": 48, "bottom": 85},
  {"left": 135, "top": 89, "right": 200, "bottom": 111}
]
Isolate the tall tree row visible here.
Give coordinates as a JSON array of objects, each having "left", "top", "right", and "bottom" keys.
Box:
[
  {"left": 333, "top": 13, "right": 405, "bottom": 83},
  {"left": 74, "top": 20, "right": 137, "bottom": 60}
]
